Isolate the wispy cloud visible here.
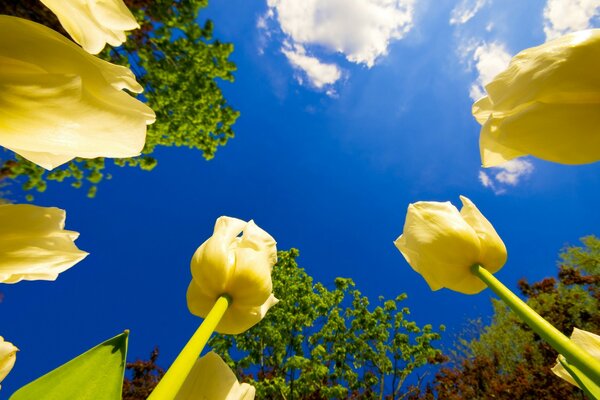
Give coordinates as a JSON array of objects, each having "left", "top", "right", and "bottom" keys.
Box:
[
  {"left": 543, "top": 0, "right": 600, "bottom": 40},
  {"left": 463, "top": 41, "right": 512, "bottom": 100},
  {"left": 450, "top": 0, "right": 488, "bottom": 25},
  {"left": 281, "top": 43, "right": 342, "bottom": 92},
  {"left": 260, "top": 0, "right": 415, "bottom": 90},
  {"left": 479, "top": 160, "right": 534, "bottom": 194}
]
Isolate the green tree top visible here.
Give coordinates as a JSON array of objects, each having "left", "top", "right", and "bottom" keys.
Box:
[{"left": 209, "top": 249, "right": 446, "bottom": 400}]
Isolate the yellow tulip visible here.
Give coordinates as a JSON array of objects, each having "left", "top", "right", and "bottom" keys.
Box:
[
  {"left": 0, "top": 16, "right": 155, "bottom": 170},
  {"left": 174, "top": 352, "right": 255, "bottom": 400},
  {"left": 0, "top": 337, "right": 18, "bottom": 390},
  {"left": 40, "top": 0, "right": 139, "bottom": 54},
  {"left": 187, "top": 216, "right": 278, "bottom": 335},
  {"left": 0, "top": 204, "right": 88, "bottom": 283},
  {"left": 473, "top": 29, "right": 600, "bottom": 167},
  {"left": 394, "top": 196, "right": 507, "bottom": 294},
  {"left": 552, "top": 328, "right": 600, "bottom": 388}
]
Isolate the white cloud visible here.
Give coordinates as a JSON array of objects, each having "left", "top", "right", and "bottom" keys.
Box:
[
  {"left": 479, "top": 159, "right": 534, "bottom": 194},
  {"left": 464, "top": 41, "right": 512, "bottom": 100},
  {"left": 281, "top": 44, "right": 342, "bottom": 90},
  {"left": 450, "top": 0, "right": 488, "bottom": 25},
  {"left": 478, "top": 170, "right": 494, "bottom": 188},
  {"left": 543, "top": 0, "right": 600, "bottom": 40},
  {"left": 261, "top": 0, "right": 415, "bottom": 89},
  {"left": 494, "top": 159, "right": 534, "bottom": 185}
]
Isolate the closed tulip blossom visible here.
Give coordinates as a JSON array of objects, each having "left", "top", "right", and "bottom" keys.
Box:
[
  {"left": 0, "top": 16, "right": 155, "bottom": 170},
  {"left": 552, "top": 328, "right": 600, "bottom": 388},
  {"left": 473, "top": 29, "right": 600, "bottom": 167},
  {"left": 187, "top": 217, "right": 278, "bottom": 335},
  {"left": 394, "top": 196, "right": 507, "bottom": 294},
  {"left": 0, "top": 337, "right": 18, "bottom": 390},
  {"left": 174, "top": 352, "right": 255, "bottom": 400},
  {"left": 0, "top": 204, "right": 88, "bottom": 283},
  {"left": 40, "top": 0, "right": 139, "bottom": 54}
]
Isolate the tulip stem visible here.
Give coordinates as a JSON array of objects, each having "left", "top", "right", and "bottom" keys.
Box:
[
  {"left": 471, "top": 264, "right": 600, "bottom": 385},
  {"left": 148, "top": 295, "right": 231, "bottom": 400}
]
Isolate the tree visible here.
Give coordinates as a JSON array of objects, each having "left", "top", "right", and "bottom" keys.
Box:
[
  {"left": 208, "top": 249, "right": 445, "bottom": 400},
  {"left": 0, "top": 0, "right": 239, "bottom": 197},
  {"left": 412, "top": 236, "right": 600, "bottom": 400},
  {"left": 122, "top": 249, "right": 445, "bottom": 399}
]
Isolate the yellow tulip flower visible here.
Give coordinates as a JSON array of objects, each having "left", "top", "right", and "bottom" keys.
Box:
[
  {"left": 394, "top": 196, "right": 507, "bottom": 294},
  {"left": 552, "top": 328, "right": 600, "bottom": 388},
  {"left": 0, "top": 337, "right": 18, "bottom": 390},
  {"left": 174, "top": 352, "right": 255, "bottom": 400},
  {"left": 40, "top": 0, "right": 139, "bottom": 54},
  {"left": 187, "top": 217, "right": 278, "bottom": 335},
  {"left": 0, "top": 204, "right": 88, "bottom": 283},
  {"left": 473, "top": 29, "right": 600, "bottom": 167},
  {"left": 0, "top": 16, "right": 155, "bottom": 170}
]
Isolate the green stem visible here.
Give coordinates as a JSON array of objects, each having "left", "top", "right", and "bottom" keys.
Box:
[
  {"left": 471, "top": 264, "right": 600, "bottom": 384},
  {"left": 148, "top": 295, "right": 231, "bottom": 400}
]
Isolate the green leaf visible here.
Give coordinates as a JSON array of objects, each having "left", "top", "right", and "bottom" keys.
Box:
[
  {"left": 10, "top": 331, "right": 129, "bottom": 400},
  {"left": 559, "top": 356, "right": 600, "bottom": 400}
]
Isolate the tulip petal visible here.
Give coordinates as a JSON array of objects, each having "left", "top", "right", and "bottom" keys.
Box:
[
  {"left": 0, "top": 16, "right": 154, "bottom": 170},
  {"left": 459, "top": 196, "right": 507, "bottom": 274},
  {"left": 473, "top": 29, "right": 600, "bottom": 167},
  {"left": 552, "top": 328, "right": 600, "bottom": 388},
  {"left": 216, "top": 294, "right": 279, "bottom": 335},
  {"left": 40, "top": 0, "right": 138, "bottom": 54},
  {"left": 0, "top": 337, "right": 18, "bottom": 390},
  {"left": 0, "top": 204, "right": 88, "bottom": 283},
  {"left": 481, "top": 101, "right": 600, "bottom": 167},
  {"left": 395, "top": 201, "right": 483, "bottom": 294},
  {"left": 175, "top": 352, "right": 255, "bottom": 400},
  {"left": 190, "top": 217, "right": 247, "bottom": 298}
]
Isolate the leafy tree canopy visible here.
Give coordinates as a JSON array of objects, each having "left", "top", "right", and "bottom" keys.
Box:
[
  {"left": 0, "top": 0, "right": 239, "bottom": 198},
  {"left": 122, "top": 249, "right": 445, "bottom": 399},
  {"left": 208, "top": 249, "right": 446, "bottom": 400}
]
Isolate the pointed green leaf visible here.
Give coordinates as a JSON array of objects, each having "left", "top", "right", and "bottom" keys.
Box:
[
  {"left": 559, "top": 356, "right": 600, "bottom": 400},
  {"left": 10, "top": 331, "right": 129, "bottom": 400}
]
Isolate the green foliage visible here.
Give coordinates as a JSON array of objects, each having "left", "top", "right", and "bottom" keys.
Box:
[
  {"left": 414, "top": 236, "right": 600, "bottom": 400},
  {"left": 11, "top": 331, "right": 129, "bottom": 400},
  {"left": 0, "top": 0, "right": 239, "bottom": 197},
  {"left": 209, "top": 249, "right": 445, "bottom": 399}
]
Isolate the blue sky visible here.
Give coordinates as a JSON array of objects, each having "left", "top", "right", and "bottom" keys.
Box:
[{"left": 3, "top": 0, "right": 600, "bottom": 395}]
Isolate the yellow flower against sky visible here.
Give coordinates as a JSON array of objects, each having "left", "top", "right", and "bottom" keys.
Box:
[
  {"left": 40, "top": 0, "right": 139, "bottom": 54},
  {"left": 0, "top": 337, "right": 18, "bottom": 391},
  {"left": 473, "top": 29, "right": 600, "bottom": 167},
  {"left": 0, "top": 16, "right": 155, "bottom": 170},
  {"left": 0, "top": 204, "right": 88, "bottom": 283},
  {"left": 187, "top": 216, "right": 278, "bottom": 334},
  {"left": 552, "top": 328, "right": 600, "bottom": 388},
  {"left": 174, "top": 352, "right": 255, "bottom": 400},
  {"left": 395, "top": 196, "right": 507, "bottom": 294}
]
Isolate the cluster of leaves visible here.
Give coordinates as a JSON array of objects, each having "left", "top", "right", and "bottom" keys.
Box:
[
  {"left": 122, "top": 348, "right": 164, "bottom": 400},
  {"left": 208, "top": 249, "right": 446, "bottom": 400},
  {"left": 0, "top": 0, "right": 239, "bottom": 198},
  {"left": 410, "top": 235, "right": 600, "bottom": 400}
]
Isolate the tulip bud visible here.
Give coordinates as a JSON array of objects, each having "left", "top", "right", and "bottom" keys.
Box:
[
  {"left": 0, "top": 16, "right": 155, "bottom": 170},
  {"left": 552, "top": 328, "right": 600, "bottom": 388},
  {"left": 187, "top": 217, "right": 278, "bottom": 334},
  {"left": 473, "top": 29, "right": 600, "bottom": 167},
  {"left": 394, "top": 196, "right": 507, "bottom": 294},
  {"left": 0, "top": 337, "right": 18, "bottom": 390},
  {"left": 40, "top": 0, "right": 139, "bottom": 55},
  {"left": 174, "top": 352, "right": 255, "bottom": 400},
  {"left": 0, "top": 204, "right": 88, "bottom": 283}
]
